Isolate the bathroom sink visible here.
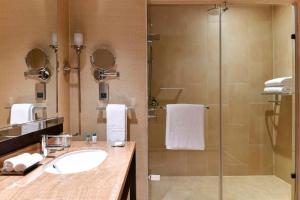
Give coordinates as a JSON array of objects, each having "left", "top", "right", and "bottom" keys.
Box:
[{"left": 44, "top": 149, "right": 107, "bottom": 174}]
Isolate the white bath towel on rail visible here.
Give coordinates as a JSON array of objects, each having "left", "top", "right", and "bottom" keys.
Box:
[
  {"left": 166, "top": 104, "right": 205, "bottom": 150},
  {"left": 106, "top": 104, "right": 127, "bottom": 143}
]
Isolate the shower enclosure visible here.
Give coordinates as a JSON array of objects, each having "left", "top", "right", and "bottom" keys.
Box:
[{"left": 148, "top": 3, "right": 296, "bottom": 200}]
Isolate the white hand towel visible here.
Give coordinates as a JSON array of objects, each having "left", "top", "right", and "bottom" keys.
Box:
[
  {"left": 264, "top": 77, "right": 292, "bottom": 87},
  {"left": 10, "top": 104, "right": 34, "bottom": 125},
  {"left": 106, "top": 104, "right": 127, "bottom": 144},
  {"left": 21, "top": 121, "right": 40, "bottom": 135},
  {"left": 14, "top": 153, "right": 43, "bottom": 172},
  {"left": 264, "top": 87, "right": 291, "bottom": 94},
  {"left": 166, "top": 104, "right": 205, "bottom": 150},
  {"left": 3, "top": 153, "right": 31, "bottom": 172}
]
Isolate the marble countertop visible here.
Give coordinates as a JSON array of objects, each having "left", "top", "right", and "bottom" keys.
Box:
[{"left": 0, "top": 141, "right": 135, "bottom": 200}]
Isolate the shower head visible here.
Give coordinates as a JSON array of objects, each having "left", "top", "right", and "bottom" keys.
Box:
[
  {"left": 208, "top": 5, "right": 220, "bottom": 16},
  {"left": 207, "top": 4, "right": 229, "bottom": 16}
]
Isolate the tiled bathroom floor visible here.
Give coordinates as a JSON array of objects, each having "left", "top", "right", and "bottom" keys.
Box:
[{"left": 149, "top": 176, "right": 291, "bottom": 200}]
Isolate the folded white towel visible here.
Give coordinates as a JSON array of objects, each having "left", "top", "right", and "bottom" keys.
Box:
[
  {"left": 166, "top": 104, "right": 205, "bottom": 150},
  {"left": 264, "top": 87, "right": 291, "bottom": 94},
  {"left": 21, "top": 121, "right": 40, "bottom": 135},
  {"left": 14, "top": 153, "right": 43, "bottom": 172},
  {"left": 106, "top": 104, "right": 127, "bottom": 144},
  {"left": 264, "top": 77, "right": 292, "bottom": 87},
  {"left": 10, "top": 104, "right": 34, "bottom": 125},
  {"left": 3, "top": 153, "right": 31, "bottom": 172}
]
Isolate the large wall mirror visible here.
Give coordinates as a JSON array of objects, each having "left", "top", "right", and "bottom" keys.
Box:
[{"left": 0, "top": 0, "right": 58, "bottom": 132}]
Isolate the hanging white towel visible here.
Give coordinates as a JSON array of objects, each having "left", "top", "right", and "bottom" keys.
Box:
[
  {"left": 106, "top": 104, "right": 127, "bottom": 144},
  {"left": 264, "top": 77, "right": 292, "bottom": 87},
  {"left": 166, "top": 104, "right": 205, "bottom": 150},
  {"left": 10, "top": 104, "right": 34, "bottom": 125},
  {"left": 263, "top": 87, "right": 291, "bottom": 94}
]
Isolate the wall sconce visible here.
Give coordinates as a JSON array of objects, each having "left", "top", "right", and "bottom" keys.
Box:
[
  {"left": 63, "top": 32, "right": 85, "bottom": 72},
  {"left": 72, "top": 32, "right": 85, "bottom": 56},
  {"left": 49, "top": 32, "right": 58, "bottom": 52}
]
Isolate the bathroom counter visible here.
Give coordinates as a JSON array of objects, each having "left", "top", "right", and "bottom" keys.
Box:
[{"left": 0, "top": 141, "right": 136, "bottom": 200}]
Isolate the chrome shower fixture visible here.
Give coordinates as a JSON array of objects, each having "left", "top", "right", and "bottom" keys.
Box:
[
  {"left": 207, "top": 2, "right": 229, "bottom": 16},
  {"left": 147, "top": 33, "right": 161, "bottom": 43},
  {"left": 207, "top": 4, "right": 219, "bottom": 16}
]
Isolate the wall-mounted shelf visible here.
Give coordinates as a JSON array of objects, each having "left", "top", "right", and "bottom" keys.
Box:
[
  {"left": 261, "top": 92, "right": 292, "bottom": 96},
  {"left": 4, "top": 105, "right": 47, "bottom": 110},
  {"left": 261, "top": 92, "right": 293, "bottom": 105},
  {"left": 160, "top": 87, "right": 184, "bottom": 90},
  {"left": 149, "top": 105, "right": 209, "bottom": 111},
  {"left": 96, "top": 105, "right": 134, "bottom": 111}
]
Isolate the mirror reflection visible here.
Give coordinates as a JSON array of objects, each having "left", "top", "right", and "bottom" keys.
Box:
[{"left": 0, "top": 1, "right": 58, "bottom": 134}]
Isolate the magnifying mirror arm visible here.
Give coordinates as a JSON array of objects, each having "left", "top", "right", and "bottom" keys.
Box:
[
  {"left": 100, "top": 71, "right": 120, "bottom": 77},
  {"left": 24, "top": 70, "right": 40, "bottom": 78},
  {"left": 24, "top": 68, "right": 51, "bottom": 81},
  {"left": 93, "top": 69, "right": 120, "bottom": 81}
]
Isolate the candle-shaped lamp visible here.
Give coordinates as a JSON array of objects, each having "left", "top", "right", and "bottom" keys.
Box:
[
  {"left": 74, "top": 32, "right": 84, "bottom": 46},
  {"left": 51, "top": 32, "right": 58, "bottom": 46}
]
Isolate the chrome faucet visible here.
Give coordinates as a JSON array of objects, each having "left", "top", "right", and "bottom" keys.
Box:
[{"left": 41, "top": 134, "right": 72, "bottom": 157}]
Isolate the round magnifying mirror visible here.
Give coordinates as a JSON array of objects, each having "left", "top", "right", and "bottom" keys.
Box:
[
  {"left": 25, "top": 48, "right": 48, "bottom": 70},
  {"left": 91, "top": 49, "right": 115, "bottom": 70}
]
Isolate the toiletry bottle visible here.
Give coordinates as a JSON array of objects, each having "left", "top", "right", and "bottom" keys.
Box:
[
  {"left": 92, "top": 132, "right": 97, "bottom": 143},
  {"left": 85, "top": 133, "right": 91, "bottom": 144}
]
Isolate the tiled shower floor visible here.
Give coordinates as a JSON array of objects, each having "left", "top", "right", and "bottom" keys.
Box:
[{"left": 149, "top": 176, "right": 291, "bottom": 200}]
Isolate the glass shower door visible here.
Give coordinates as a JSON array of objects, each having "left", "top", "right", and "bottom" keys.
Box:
[
  {"left": 147, "top": 5, "right": 222, "bottom": 200},
  {"left": 221, "top": 4, "right": 296, "bottom": 200}
]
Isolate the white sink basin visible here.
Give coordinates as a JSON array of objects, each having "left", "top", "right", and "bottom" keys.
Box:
[{"left": 44, "top": 149, "right": 107, "bottom": 174}]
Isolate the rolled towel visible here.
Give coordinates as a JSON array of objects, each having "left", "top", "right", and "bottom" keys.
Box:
[
  {"left": 3, "top": 153, "right": 31, "bottom": 172},
  {"left": 264, "top": 77, "right": 292, "bottom": 87},
  {"left": 14, "top": 153, "right": 43, "bottom": 172},
  {"left": 264, "top": 86, "right": 291, "bottom": 94}
]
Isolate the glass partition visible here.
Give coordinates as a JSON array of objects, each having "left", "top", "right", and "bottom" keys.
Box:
[{"left": 148, "top": 5, "right": 221, "bottom": 199}]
